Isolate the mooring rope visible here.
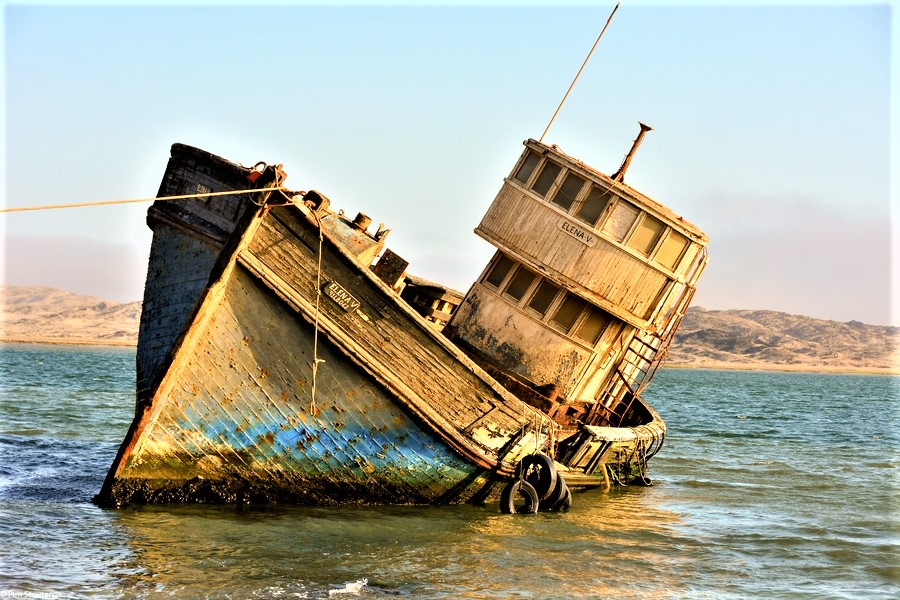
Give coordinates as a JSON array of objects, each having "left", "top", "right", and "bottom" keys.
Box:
[
  {"left": 309, "top": 211, "right": 326, "bottom": 417},
  {"left": 548, "top": 421, "right": 556, "bottom": 459},
  {"left": 0, "top": 186, "right": 287, "bottom": 213}
]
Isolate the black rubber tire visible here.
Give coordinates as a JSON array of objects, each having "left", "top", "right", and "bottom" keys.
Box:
[
  {"left": 542, "top": 474, "right": 567, "bottom": 510},
  {"left": 515, "top": 453, "right": 557, "bottom": 501},
  {"left": 499, "top": 479, "right": 540, "bottom": 514},
  {"left": 551, "top": 484, "right": 571, "bottom": 512}
]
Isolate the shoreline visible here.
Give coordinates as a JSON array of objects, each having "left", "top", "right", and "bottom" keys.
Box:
[
  {"left": 666, "top": 362, "right": 899, "bottom": 377},
  {"left": 0, "top": 337, "right": 137, "bottom": 349},
  {"left": 2, "top": 337, "right": 896, "bottom": 376}
]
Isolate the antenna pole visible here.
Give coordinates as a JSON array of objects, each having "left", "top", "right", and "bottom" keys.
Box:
[{"left": 538, "top": 2, "right": 620, "bottom": 144}]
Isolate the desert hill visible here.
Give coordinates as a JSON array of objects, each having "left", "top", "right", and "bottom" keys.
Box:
[
  {"left": 0, "top": 285, "right": 140, "bottom": 346},
  {"left": 667, "top": 307, "right": 898, "bottom": 373},
  {"left": 1, "top": 285, "right": 897, "bottom": 373}
]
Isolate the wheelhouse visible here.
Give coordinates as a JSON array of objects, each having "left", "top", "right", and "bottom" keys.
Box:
[{"left": 447, "top": 138, "right": 708, "bottom": 422}]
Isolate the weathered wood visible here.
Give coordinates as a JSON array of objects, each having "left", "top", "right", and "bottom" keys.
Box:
[
  {"left": 100, "top": 196, "right": 556, "bottom": 506},
  {"left": 97, "top": 136, "right": 705, "bottom": 508},
  {"left": 125, "top": 262, "right": 486, "bottom": 504},
  {"left": 451, "top": 138, "right": 707, "bottom": 417},
  {"left": 248, "top": 205, "right": 550, "bottom": 451},
  {"left": 476, "top": 183, "right": 672, "bottom": 324},
  {"left": 136, "top": 144, "right": 261, "bottom": 403}
]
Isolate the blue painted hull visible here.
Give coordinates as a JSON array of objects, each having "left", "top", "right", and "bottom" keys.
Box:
[
  {"left": 115, "top": 264, "right": 489, "bottom": 504},
  {"left": 97, "top": 186, "right": 557, "bottom": 507}
]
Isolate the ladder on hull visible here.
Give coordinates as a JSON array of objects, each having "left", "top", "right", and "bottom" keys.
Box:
[{"left": 585, "top": 275, "right": 702, "bottom": 427}]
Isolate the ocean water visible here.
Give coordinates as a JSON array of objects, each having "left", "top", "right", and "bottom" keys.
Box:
[{"left": 0, "top": 343, "right": 897, "bottom": 599}]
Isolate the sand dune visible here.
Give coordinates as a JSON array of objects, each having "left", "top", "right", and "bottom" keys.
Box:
[
  {"left": 667, "top": 307, "right": 899, "bottom": 374},
  {"left": 1, "top": 285, "right": 140, "bottom": 346}
]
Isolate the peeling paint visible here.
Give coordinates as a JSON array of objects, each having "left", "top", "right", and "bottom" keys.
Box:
[{"left": 96, "top": 140, "right": 705, "bottom": 508}]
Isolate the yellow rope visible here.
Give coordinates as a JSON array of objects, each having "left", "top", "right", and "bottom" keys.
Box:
[
  {"left": 0, "top": 186, "right": 286, "bottom": 214},
  {"left": 309, "top": 211, "right": 326, "bottom": 417}
]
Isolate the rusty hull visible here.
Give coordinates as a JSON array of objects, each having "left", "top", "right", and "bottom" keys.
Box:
[{"left": 96, "top": 193, "right": 557, "bottom": 507}]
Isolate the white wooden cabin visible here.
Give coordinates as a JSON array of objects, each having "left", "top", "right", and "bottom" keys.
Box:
[{"left": 446, "top": 138, "right": 708, "bottom": 422}]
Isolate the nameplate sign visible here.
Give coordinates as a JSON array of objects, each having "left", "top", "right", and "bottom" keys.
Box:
[
  {"left": 558, "top": 220, "right": 598, "bottom": 247},
  {"left": 324, "top": 281, "right": 361, "bottom": 312}
]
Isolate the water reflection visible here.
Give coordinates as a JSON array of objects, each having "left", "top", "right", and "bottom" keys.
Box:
[{"left": 102, "top": 487, "right": 705, "bottom": 599}]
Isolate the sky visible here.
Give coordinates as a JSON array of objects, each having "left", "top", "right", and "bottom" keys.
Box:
[{"left": 1, "top": 1, "right": 896, "bottom": 326}]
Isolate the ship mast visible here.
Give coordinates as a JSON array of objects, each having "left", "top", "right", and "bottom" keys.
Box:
[{"left": 538, "top": 2, "right": 620, "bottom": 143}]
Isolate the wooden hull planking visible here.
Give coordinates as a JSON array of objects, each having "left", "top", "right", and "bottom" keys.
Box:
[
  {"left": 96, "top": 135, "right": 707, "bottom": 507},
  {"left": 98, "top": 200, "right": 556, "bottom": 506}
]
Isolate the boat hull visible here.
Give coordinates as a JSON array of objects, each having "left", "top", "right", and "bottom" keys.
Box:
[
  {"left": 558, "top": 399, "right": 666, "bottom": 488},
  {"left": 95, "top": 139, "right": 695, "bottom": 507},
  {"left": 97, "top": 199, "right": 556, "bottom": 507},
  {"left": 115, "top": 265, "right": 501, "bottom": 504}
]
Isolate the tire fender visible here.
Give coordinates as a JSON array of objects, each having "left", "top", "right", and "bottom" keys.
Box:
[
  {"left": 515, "top": 453, "right": 558, "bottom": 502},
  {"left": 499, "top": 479, "right": 540, "bottom": 514}
]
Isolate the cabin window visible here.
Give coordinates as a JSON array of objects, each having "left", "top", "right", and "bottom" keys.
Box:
[
  {"left": 485, "top": 257, "right": 613, "bottom": 347},
  {"left": 530, "top": 161, "right": 562, "bottom": 198},
  {"left": 485, "top": 254, "right": 515, "bottom": 289},
  {"left": 603, "top": 201, "right": 640, "bottom": 242},
  {"left": 628, "top": 215, "right": 665, "bottom": 256},
  {"left": 504, "top": 267, "right": 537, "bottom": 301},
  {"left": 551, "top": 293, "right": 586, "bottom": 330},
  {"left": 656, "top": 231, "right": 689, "bottom": 271},
  {"left": 575, "top": 306, "right": 610, "bottom": 345},
  {"left": 551, "top": 172, "right": 585, "bottom": 211},
  {"left": 526, "top": 280, "right": 560, "bottom": 316},
  {"left": 513, "top": 151, "right": 540, "bottom": 185},
  {"left": 575, "top": 186, "right": 613, "bottom": 226}
]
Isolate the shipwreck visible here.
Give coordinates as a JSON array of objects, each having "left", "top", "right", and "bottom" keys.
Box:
[{"left": 95, "top": 129, "right": 707, "bottom": 511}]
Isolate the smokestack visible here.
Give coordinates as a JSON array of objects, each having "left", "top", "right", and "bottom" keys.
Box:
[{"left": 611, "top": 122, "right": 652, "bottom": 183}]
